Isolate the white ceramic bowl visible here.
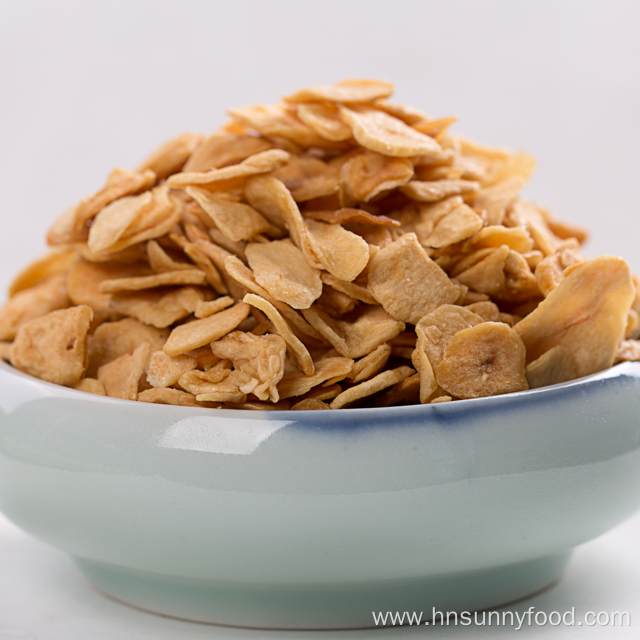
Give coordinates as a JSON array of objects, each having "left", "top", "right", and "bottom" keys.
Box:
[{"left": 1, "top": 359, "right": 640, "bottom": 629}]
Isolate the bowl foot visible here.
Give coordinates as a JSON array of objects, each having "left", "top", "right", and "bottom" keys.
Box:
[{"left": 73, "top": 552, "right": 571, "bottom": 629}]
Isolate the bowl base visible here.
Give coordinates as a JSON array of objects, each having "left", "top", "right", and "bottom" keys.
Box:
[{"left": 73, "top": 552, "right": 571, "bottom": 629}]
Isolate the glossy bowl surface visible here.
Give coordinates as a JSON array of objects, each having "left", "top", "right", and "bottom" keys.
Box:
[{"left": 1, "top": 359, "right": 640, "bottom": 629}]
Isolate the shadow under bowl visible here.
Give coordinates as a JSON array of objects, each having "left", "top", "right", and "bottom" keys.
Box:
[{"left": 1, "top": 360, "right": 640, "bottom": 629}]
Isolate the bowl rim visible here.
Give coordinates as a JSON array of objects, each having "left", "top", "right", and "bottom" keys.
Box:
[{"left": 1, "top": 358, "right": 639, "bottom": 419}]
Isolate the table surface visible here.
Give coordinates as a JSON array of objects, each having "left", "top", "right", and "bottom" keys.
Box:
[{"left": 0, "top": 511, "right": 638, "bottom": 640}]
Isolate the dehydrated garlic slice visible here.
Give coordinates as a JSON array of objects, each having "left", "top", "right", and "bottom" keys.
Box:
[
  {"left": 98, "top": 342, "right": 151, "bottom": 401},
  {"left": 297, "top": 103, "right": 352, "bottom": 141},
  {"left": 47, "top": 167, "right": 156, "bottom": 246},
  {"left": 86, "top": 317, "right": 167, "bottom": 378},
  {"left": 138, "top": 388, "right": 200, "bottom": 406},
  {"left": 302, "top": 305, "right": 404, "bottom": 359},
  {"left": 284, "top": 79, "right": 394, "bottom": 104},
  {"left": 183, "top": 131, "right": 272, "bottom": 173},
  {"left": 68, "top": 260, "right": 148, "bottom": 316},
  {"left": 195, "top": 296, "right": 235, "bottom": 319},
  {"left": 0, "top": 273, "right": 70, "bottom": 341},
  {"left": 75, "top": 378, "right": 106, "bottom": 396},
  {"left": 243, "top": 294, "right": 315, "bottom": 376},
  {"left": 330, "top": 366, "right": 414, "bottom": 409},
  {"left": 435, "top": 322, "right": 528, "bottom": 399},
  {"left": 211, "top": 331, "right": 286, "bottom": 402},
  {"left": 10, "top": 305, "right": 93, "bottom": 387},
  {"left": 278, "top": 357, "right": 354, "bottom": 398},
  {"left": 419, "top": 203, "right": 483, "bottom": 248},
  {"left": 272, "top": 156, "right": 339, "bottom": 202},
  {"left": 367, "top": 233, "right": 459, "bottom": 324},
  {"left": 110, "top": 287, "right": 205, "bottom": 328},
  {"left": 246, "top": 239, "right": 322, "bottom": 309},
  {"left": 167, "top": 149, "right": 289, "bottom": 189},
  {"left": 187, "top": 188, "right": 277, "bottom": 242},
  {"left": 340, "top": 151, "right": 414, "bottom": 203},
  {"left": 137, "top": 132, "right": 203, "bottom": 180},
  {"left": 525, "top": 346, "right": 578, "bottom": 389},
  {"left": 98, "top": 269, "right": 206, "bottom": 293},
  {"left": 400, "top": 179, "right": 480, "bottom": 203},
  {"left": 9, "top": 248, "right": 77, "bottom": 297},
  {"left": 514, "top": 256, "right": 634, "bottom": 377},
  {"left": 340, "top": 107, "right": 442, "bottom": 157},
  {"left": 163, "top": 302, "right": 250, "bottom": 356},
  {"left": 146, "top": 351, "right": 197, "bottom": 388},
  {"left": 349, "top": 343, "right": 392, "bottom": 382},
  {"left": 291, "top": 398, "right": 331, "bottom": 410}
]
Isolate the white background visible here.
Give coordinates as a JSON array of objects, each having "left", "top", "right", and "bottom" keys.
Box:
[{"left": 1, "top": 0, "right": 640, "bottom": 638}]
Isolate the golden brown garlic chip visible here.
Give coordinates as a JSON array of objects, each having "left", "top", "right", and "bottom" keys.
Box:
[
  {"left": 400, "top": 179, "right": 480, "bottom": 203},
  {"left": 163, "top": 302, "right": 250, "bottom": 357},
  {"left": 211, "top": 331, "right": 287, "bottom": 402},
  {"left": 146, "top": 351, "right": 197, "bottom": 388},
  {"left": 278, "top": 357, "right": 354, "bottom": 399},
  {"left": 367, "top": 233, "right": 459, "bottom": 324},
  {"left": 0, "top": 274, "right": 70, "bottom": 341},
  {"left": 272, "top": 156, "right": 339, "bottom": 202},
  {"left": 615, "top": 340, "right": 640, "bottom": 364},
  {"left": 195, "top": 369, "right": 258, "bottom": 404},
  {"left": 243, "top": 294, "right": 315, "bottom": 376},
  {"left": 246, "top": 239, "right": 322, "bottom": 309},
  {"left": 291, "top": 398, "right": 331, "bottom": 410},
  {"left": 86, "top": 317, "right": 167, "bottom": 378},
  {"left": 137, "top": 132, "right": 203, "bottom": 180},
  {"left": 225, "top": 255, "right": 323, "bottom": 343},
  {"left": 465, "top": 225, "right": 533, "bottom": 254},
  {"left": 8, "top": 248, "right": 77, "bottom": 297},
  {"left": 178, "top": 363, "right": 232, "bottom": 395},
  {"left": 183, "top": 131, "right": 272, "bottom": 173},
  {"left": 187, "top": 188, "right": 278, "bottom": 242},
  {"left": 296, "top": 104, "right": 352, "bottom": 141},
  {"left": 75, "top": 378, "right": 106, "bottom": 396},
  {"left": 195, "top": 296, "right": 235, "bottom": 319},
  {"left": 110, "top": 287, "right": 205, "bottom": 328},
  {"left": 534, "top": 238, "right": 584, "bottom": 297},
  {"left": 303, "top": 208, "right": 400, "bottom": 228},
  {"left": 525, "top": 346, "right": 578, "bottom": 389},
  {"left": 302, "top": 305, "right": 404, "bottom": 359},
  {"left": 340, "top": 107, "right": 442, "bottom": 157},
  {"left": 10, "top": 305, "right": 93, "bottom": 387},
  {"left": 47, "top": 167, "right": 156, "bottom": 246},
  {"left": 68, "top": 261, "right": 148, "bottom": 316},
  {"left": 340, "top": 151, "right": 414, "bottom": 203},
  {"left": 138, "top": 388, "right": 200, "bottom": 407},
  {"left": 376, "top": 373, "right": 421, "bottom": 407},
  {"left": 349, "top": 343, "right": 392, "bottom": 382},
  {"left": 98, "top": 269, "right": 206, "bottom": 293},
  {"left": 320, "top": 272, "right": 378, "bottom": 305},
  {"left": 284, "top": 79, "right": 394, "bottom": 104},
  {"left": 471, "top": 176, "right": 526, "bottom": 226},
  {"left": 331, "top": 366, "right": 414, "bottom": 409},
  {"left": 98, "top": 342, "right": 151, "bottom": 401},
  {"left": 418, "top": 203, "right": 483, "bottom": 248},
  {"left": 514, "top": 256, "right": 634, "bottom": 378},
  {"left": 88, "top": 185, "right": 179, "bottom": 255},
  {"left": 167, "top": 149, "right": 289, "bottom": 189},
  {"left": 435, "top": 322, "right": 528, "bottom": 399},
  {"left": 227, "top": 104, "right": 329, "bottom": 148}
]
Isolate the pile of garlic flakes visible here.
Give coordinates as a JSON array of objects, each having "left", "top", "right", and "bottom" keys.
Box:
[{"left": 1, "top": 79, "right": 638, "bottom": 410}]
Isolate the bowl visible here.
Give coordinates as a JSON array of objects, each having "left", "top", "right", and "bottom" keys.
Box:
[{"left": 1, "top": 359, "right": 640, "bottom": 629}]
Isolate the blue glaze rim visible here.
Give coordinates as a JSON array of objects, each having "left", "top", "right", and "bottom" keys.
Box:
[{"left": 1, "top": 358, "right": 639, "bottom": 427}]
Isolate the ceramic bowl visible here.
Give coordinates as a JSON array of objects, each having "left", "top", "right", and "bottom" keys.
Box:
[{"left": 1, "top": 359, "right": 640, "bottom": 629}]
